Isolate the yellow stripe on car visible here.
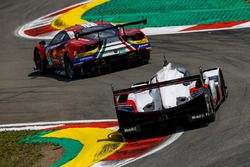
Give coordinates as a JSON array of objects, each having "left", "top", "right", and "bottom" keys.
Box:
[
  {"left": 129, "top": 37, "right": 149, "bottom": 44},
  {"left": 75, "top": 47, "right": 99, "bottom": 58}
]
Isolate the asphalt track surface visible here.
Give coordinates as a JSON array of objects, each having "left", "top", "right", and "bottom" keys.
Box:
[{"left": 0, "top": 1, "right": 250, "bottom": 167}]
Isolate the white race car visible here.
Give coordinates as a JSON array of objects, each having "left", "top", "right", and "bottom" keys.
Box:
[{"left": 113, "top": 62, "right": 227, "bottom": 135}]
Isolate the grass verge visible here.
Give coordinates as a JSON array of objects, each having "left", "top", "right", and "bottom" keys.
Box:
[{"left": 0, "top": 130, "right": 62, "bottom": 167}]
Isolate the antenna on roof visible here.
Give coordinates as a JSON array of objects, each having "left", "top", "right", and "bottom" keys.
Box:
[
  {"left": 199, "top": 66, "right": 204, "bottom": 85},
  {"left": 163, "top": 55, "right": 168, "bottom": 66}
]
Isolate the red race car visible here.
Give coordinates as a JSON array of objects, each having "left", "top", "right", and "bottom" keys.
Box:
[{"left": 33, "top": 20, "right": 151, "bottom": 79}]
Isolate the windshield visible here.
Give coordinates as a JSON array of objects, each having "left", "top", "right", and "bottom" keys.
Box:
[
  {"left": 50, "top": 31, "right": 70, "bottom": 45},
  {"left": 79, "top": 24, "right": 119, "bottom": 40}
]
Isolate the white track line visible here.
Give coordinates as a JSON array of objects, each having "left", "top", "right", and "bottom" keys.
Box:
[
  {"left": 0, "top": 119, "right": 117, "bottom": 129},
  {"left": 15, "top": 0, "right": 250, "bottom": 40},
  {"left": 15, "top": 0, "right": 93, "bottom": 40},
  {"left": 0, "top": 125, "right": 64, "bottom": 132}
]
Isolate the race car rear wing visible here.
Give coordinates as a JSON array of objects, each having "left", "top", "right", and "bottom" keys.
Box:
[
  {"left": 113, "top": 74, "right": 202, "bottom": 96},
  {"left": 77, "top": 19, "right": 147, "bottom": 37}
]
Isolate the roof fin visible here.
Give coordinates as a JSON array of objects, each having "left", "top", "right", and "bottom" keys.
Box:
[{"left": 163, "top": 55, "right": 168, "bottom": 66}]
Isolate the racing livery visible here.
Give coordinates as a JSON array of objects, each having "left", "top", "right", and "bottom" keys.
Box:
[
  {"left": 33, "top": 20, "right": 151, "bottom": 79},
  {"left": 113, "top": 62, "right": 228, "bottom": 135}
]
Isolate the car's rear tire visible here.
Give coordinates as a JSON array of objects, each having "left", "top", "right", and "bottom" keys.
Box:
[
  {"left": 142, "top": 51, "right": 150, "bottom": 64},
  {"left": 64, "top": 54, "right": 80, "bottom": 79},
  {"left": 34, "top": 49, "right": 47, "bottom": 73},
  {"left": 143, "top": 58, "right": 150, "bottom": 64},
  {"left": 205, "top": 93, "right": 216, "bottom": 124},
  {"left": 219, "top": 69, "right": 228, "bottom": 99},
  {"left": 206, "top": 113, "right": 216, "bottom": 124}
]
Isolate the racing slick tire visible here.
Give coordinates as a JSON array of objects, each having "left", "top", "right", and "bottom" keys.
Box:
[
  {"left": 34, "top": 49, "right": 47, "bottom": 73},
  {"left": 141, "top": 50, "right": 150, "bottom": 64},
  {"left": 205, "top": 112, "right": 216, "bottom": 124},
  {"left": 204, "top": 93, "right": 216, "bottom": 124},
  {"left": 143, "top": 57, "right": 150, "bottom": 64},
  {"left": 219, "top": 69, "right": 228, "bottom": 100},
  {"left": 64, "top": 54, "right": 80, "bottom": 79}
]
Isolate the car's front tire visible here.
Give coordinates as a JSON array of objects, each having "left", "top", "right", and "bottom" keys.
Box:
[
  {"left": 34, "top": 49, "right": 47, "bottom": 73},
  {"left": 64, "top": 54, "right": 80, "bottom": 79}
]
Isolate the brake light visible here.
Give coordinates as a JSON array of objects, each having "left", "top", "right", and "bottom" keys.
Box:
[
  {"left": 79, "top": 46, "right": 85, "bottom": 52},
  {"left": 127, "top": 33, "right": 145, "bottom": 41},
  {"left": 85, "top": 43, "right": 98, "bottom": 52}
]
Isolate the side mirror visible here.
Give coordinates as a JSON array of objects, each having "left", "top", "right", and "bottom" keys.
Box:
[
  {"left": 75, "top": 32, "right": 80, "bottom": 40},
  {"left": 39, "top": 40, "right": 46, "bottom": 46}
]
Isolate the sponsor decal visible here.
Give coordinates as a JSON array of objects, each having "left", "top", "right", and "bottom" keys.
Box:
[
  {"left": 191, "top": 114, "right": 205, "bottom": 120},
  {"left": 81, "top": 22, "right": 98, "bottom": 28},
  {"left": 79, "top": 56, "right": 94, "bottom": 62}
]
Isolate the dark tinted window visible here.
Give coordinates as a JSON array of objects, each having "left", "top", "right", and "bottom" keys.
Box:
[
  {"left": 79, "top": 24, "right": 118, "bottom": 40},
  {"left": 50, "top": 31, "right": 70, "bottom": 45}
]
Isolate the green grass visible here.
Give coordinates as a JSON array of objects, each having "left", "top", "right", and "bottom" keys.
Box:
[{"left": 0, "top": 131, "right": 45, "bottom": 167}]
